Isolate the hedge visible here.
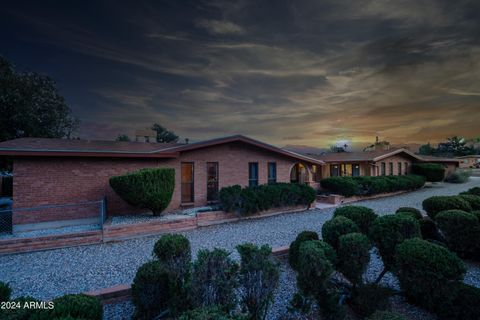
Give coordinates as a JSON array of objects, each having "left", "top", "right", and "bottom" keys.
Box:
[
  {"left": 436, "top": 210, "right": 480, "bottom": 258},
  {"left": 219, "top": 183, "right": 316, "bottom": 215},
  {"left": 333, "top": 206, "right": 378, "bottom": 234},
  {"left": 109, "top": 168, "right": 175, "bottom": 216},
  {"left": 411, "top": 163, "right": 445, "bottom": 182},
  {"left": 321, "top": 216, "right": 359, "bottom": 249},
  {"left": 459, "top": 194, "right": 480, "bottom": 210},
  {"left": 51, "top": 294, "right": 103, "bottom": 320},
  {"left": 422, "top": 195, "right": 472, "bottom": 219},
  {"left": 178, "top": 306, "right": 236, "bottom": 320},
  {"left": 461, "top": 186, "right": 480, "bottom": 196},
  {"left": 320, "top": 175, "right": 425, "bottom": 197}
]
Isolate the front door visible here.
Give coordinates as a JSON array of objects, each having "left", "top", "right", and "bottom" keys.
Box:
[
  {"left": 207, "top": 162, "right": 219, "bottom": 202},
  {"left": 181, "top": 162, "right": 194, "bottom": 203}
]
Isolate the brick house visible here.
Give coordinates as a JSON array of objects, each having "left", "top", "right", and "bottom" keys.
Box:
[
  {"left": 457, "top": 155, "right": 480, "bottom": 169},
  {"left": 0, "top": 135, "right": 324, "bottom": 231}
]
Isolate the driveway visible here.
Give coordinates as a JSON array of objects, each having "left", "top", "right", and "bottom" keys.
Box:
[{"left": 1, "top": 178, "right": 479, "bottom": 301}]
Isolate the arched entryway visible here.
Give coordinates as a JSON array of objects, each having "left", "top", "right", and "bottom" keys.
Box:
[{"left": 290, "top": 163, "right": 308, "bottom": 184}]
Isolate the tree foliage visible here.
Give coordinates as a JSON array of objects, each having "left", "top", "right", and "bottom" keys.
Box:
[{"left": 151, "top": 123, "right": 179, "bottom": 143}]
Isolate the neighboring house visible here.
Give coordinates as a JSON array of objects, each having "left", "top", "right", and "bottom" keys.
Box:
[
  {"left": 457, "top": 155, "right": 480, "bottom": 169},
  {"left": 0, "top": 135, "right": 324, "bottom": 231}
]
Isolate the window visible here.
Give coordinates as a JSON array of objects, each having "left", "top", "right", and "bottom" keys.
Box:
[
  {"left": 268, "top": 162, "right": 277, "bottom": 184},
  {"left": 398, "top": 162, "right": 402, "bottom": 175},
  {"left": 404, "top": 162, "right": 408, "bottom": 175},
  {"left": 352, "top": 164, "right": 360, "bottom": 177},
  {"left": 249, "top": 162, "right": 258, "bottom": 187},
  {"left": 330, "top": 164, "right": 340, "bottom": 177},
  {"left": 181, "top": 162, "right": 194, "bottom": 203},
  {"left": 312, "top": 165, "right": 322, "bottom": 182},
  {"left": 389, "top": 162, "right": 393, "bottom": 175},
  {"left": 381, "top": 162, "right": 386, "bottom": 176},
  {"left": 207, "top": 162, "right": 219, "bottom": 202}
]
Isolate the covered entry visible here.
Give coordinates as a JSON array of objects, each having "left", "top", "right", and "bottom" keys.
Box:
[{"left": 290, "top": 163, "right": 308, "bottom": 184}]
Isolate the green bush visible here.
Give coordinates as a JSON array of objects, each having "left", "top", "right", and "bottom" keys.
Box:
[
  {"left": 132, "top": 261, "right": 179, "bottom": 319},
  {"left": 333, "top": 206, "right": 377, "bottom": 234},
  {"left": 219, "top": 183, "right": 315, "bottom": 215},
  {"left": 348, "top": 284, "right": 393, "bottom": 318},
  {"left": 321, "top": 216, "right": 359, "bottom": 249},
  {"left": 461, "top": 186, "right": 480, "bottom": 196},
  {"left": 434, "top": 283, "right": 480, "bottom": 320},
  {"left": 436, "top": 210, "right": 480, "bottom": 258},
  {"left": 237, "top": 243, "right": 279, "bottom": 320},
  {"left": 109, "top": 168, "right": 175, "bottom": 216},
  {"left": 419, "top": 217, "right": 444, "bottom": 242},
  {"left": 445, "top": 170, "right": 471, "bottom": 183},
  {"left": 370, "top": 214, "right": 421, "bottom": 269},
  {"left": 395, "top": 238, "right": 466, "bottom": 311},
  {"left": 367, "top": 311, "right": 407, "bottom": 320},
  {"left": 0, "top": 281, "right": 11, "bottom": 302},
  {"left": 191, "top": 248, "right": 238, "bottom": 312},
  {"left": 422, "top": 195, "right": 472, "bottom": 219},
  {"left": 153, "top": 234, "right": 191, "bottom": 280},
  {"left": 395, "top": 207, "right": 422, "bottom": 220},
  {"left": 320, "top": 177, "right": 359, "bottom": 197},
  {"left": 459, "top": 194, "right": 480, "bottom": 210},
  {"left": 288, "top": 231, "right": 319, "bottom": 270},
  {"left": 337, "top": 233, "right": 371, "bottom": 286},
  {"left": 178, "top": 306, "right": 236, "bottom": 320},
  {"left": 51, "top": 294, "right": 102, "bottom": 320},
  {"left": 412, "top": 163, "right": 445, "bottom": 182}
]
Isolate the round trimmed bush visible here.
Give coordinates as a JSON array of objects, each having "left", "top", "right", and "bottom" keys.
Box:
[
  {"left": 337, "top": 233, "right": 371, "bottom": 286},
  {"left": 459, "top": 194, "right": 480, "bottom": 210},
  {"left": 333, "top": 206, "right": 378, "bottom": 234},
  {"left": 422, "top": 195, "right": 472, "bottom": 219},
  {"left": 395, "top": 238, "right": 466, "bottom": 311},
  {"left": 461, "top": 186, "right": 480, "bottom": 196},
  {"left": 395, "top": 207, "right": 422, "bottom": 220},
  {"left": 109, "top": 168, "right": 175, "bottom": 216},
  {"left": 436, "top": 210, "right": 480, "bottom": 258},
  {"left": 288, "top": 231, "right": 319, "bottom": 270},
  {"left": 367, "top": 311, "right": 407, "bottom": 320},
  {"left": 178, "top": 306, "right": 235, "bottom": 320},
  {"left": 370, "top": 214, "right": 421, "bottom": 269},
  {"left": 51, "top": 294, "right": 103, "bottom": 320},
  {"left": 0, "top": 281, "right": 11, "bottom": 302},
  {"left": 321, "top": 216, "right": 359, "bottom": 249},
  {"left": 419, "top": 217, "right": 444, "bottom": 242},
  {"left": 435, "top": 283, "right": 480, "bottom": 320},
  {"left": 412, "top": 163, "right": 445, "bottom": 182},
  {"left": 349, "top": 284, "right": 393, "bottom": 318},
  {"left": 153, "top": 234, "right": 191, "bottom": 280}
]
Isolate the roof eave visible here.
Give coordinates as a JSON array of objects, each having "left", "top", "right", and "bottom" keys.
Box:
[{"left": 0, "top": 150, "right": 179, "bottom": 158}]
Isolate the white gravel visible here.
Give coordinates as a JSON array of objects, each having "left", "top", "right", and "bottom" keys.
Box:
[{"left": 0, "top": 178, "right": 479, "bottom": 319}]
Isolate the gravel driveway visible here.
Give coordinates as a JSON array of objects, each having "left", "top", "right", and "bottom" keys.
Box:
[{"left": 1, "top": 178, "right": 479, "bottom": 314}]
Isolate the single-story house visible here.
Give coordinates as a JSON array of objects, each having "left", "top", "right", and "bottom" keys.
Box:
[
  {"left": 457, "top": 155, "right": 480, "bottom": 169},
  {"left": 0, "top": 135, "right": 324, "bottom": 231}
]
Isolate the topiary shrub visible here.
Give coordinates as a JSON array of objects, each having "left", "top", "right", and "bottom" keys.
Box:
[
  {"left": 321, "top": 216, "right": 359, "bottom": 250},
  {"left": 109, "top": 168, "right": 175, "bottom": 216},
  {"left": 132, "top": 261, "right": 178, "bottom": 319},
  {"left": 422, "top": 195, "right": 472, "bottom": 219},
  {"left": 288, "top": 231, "right": 319, "bottom": 270},
  {"left": 333, "top": 206, "right": 377, "bottom": 234},
  {"left": 178, "top": 306, "right": 237, "bottom": 320},
  {"left": 436, "top": 210, "right": 480, "bottom": 258},
  {"left": 237, "top": 243, "right": 279, "bottom": 320},
  {"left": 0, "top": 281, "right": 11, "bottom": 302},
  {"left": 370, "top": 214, "right": 420, "bottom": 271},
  {"left": 320, "top": 177, "right": 359, "bottom": 197},
  {"left": 51, "top": 294, "right": 103, "bottom": 320},
  {"left": 348, "top": 284, "right": 393, "bottom": 318},
  {"left": 459, "top": 194, "right": 480, "bottom": 210},
  {"left": 461, "top": 186, "right": 480, "bottom": 196},
  {"left": 395, "top": 238, "right": 466, "bottom": 311},
  {"left": 445, "top": 170, "right": 471, "bottom": 183},
  {"left": 412, "top": 163, "right": 445, "bottom": 182},
  {"left": 191, "top": 248, "right": 239, "bottom": 312},
  {"left": 395, "top": 207, "right": 422, "bottom": 220},
  {"left": 153, "top": 234, "right": 191, "bottom": 281},
  {"left": 434, "top": 283, "right": 480, "bottom": 320},
  {"left": 367, "top": 311, "right": 407, "bottom": 320},
  {"left": 419, "top": 217, "right": 444, "bottom": 243},
  {"left": 337, "top": 233, "right": 371, "bottom": 286}
]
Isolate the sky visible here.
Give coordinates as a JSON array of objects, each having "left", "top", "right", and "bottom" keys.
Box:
[{"left": 1, "top": 0, "right": 480, "bottom": 148}]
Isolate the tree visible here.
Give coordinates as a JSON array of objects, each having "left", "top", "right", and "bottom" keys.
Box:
[
  {"left": 444, "top": 136, "right": 473, "bottom": 156},
  {"left": 418, "top": 143, "right": 436, "bottom": 155},
  {"left": 116, "top": 134, "right": 130, "bottom": 142},
  {"left": 151, "top": 123, "right": 178, "bottom": 143},
  {"left": 0, "top": 56, "right": 79, "bottom": 142}
]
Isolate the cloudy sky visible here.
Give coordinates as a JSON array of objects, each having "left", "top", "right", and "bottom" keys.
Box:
[{"left": 1, "top": 0, "right": 479, "bottom": 147}]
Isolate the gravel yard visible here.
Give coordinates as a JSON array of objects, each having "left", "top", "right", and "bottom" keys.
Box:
[{"left": 1, "top": 178, "right": 479, "bottom": 319}]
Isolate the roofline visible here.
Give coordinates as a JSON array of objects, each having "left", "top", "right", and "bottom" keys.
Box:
[
  {"left": 456, "top": 155, "right": 480, "bottom": 159},
  {"left": 372, "top": 148, "right": 423, "bottom": 162},
  {"left": 0, "top": 150, "right": 179, "bottom": 158}
]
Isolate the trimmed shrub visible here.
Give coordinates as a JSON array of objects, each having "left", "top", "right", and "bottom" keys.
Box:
[
  {"left": 422, "top": 195, "right": 472, "bottom": 219},
  {"left": 445, "top": 169, "right": 471, "bottom": 183},
  {"left": 219, "top": 185, "right": 242, "bottom": 212},
  {"left": 395, "top": 207, "right": 422, "bottom": 220},
  {"left": 349, "top": 284, "right": 393, "bottom": 318},
  {"left": 333, "top": 206, "right": 377, "bottom": 234},
  {"left": 337, "top": 233, "right": 371, "bottom": 286},
  {"left": 461, "top": 186, "right": 480, "bottom": 196},
  {"left": 320, "top": 177, "right": 359, "bottom": 197},
  {"left": 178, "top": 306, "right": 237, "bottom": 320},
  {"left": 321, "top": 216, "right": 359, "bottom": 249},
  {"left": 191, "top": 248, "right": 239, "bottom": 312},
  {"left": 153, "top": 234, "right": 191, "bottom": 280},
  {"left": 412, "top": 163, "right": 445, "bottom": 182},
  {"left": 436, "top": 210, "right": 480, "bottom": 258},
  {"left": 459, "top": 194, "right": 480, "bottom": 210},
  {"left": 288, "top": 231, "right": 319, "bottom": 270},
  {"left": 0, "top": 281, "right": 11, "bottom": 302},
  {"left": 370, "top": 214, "right": 421, "bottom": 269},
  {"left": 51, "top": 294, "right": 102, "bottom": 320},
  {"left": 395, "top": 238, "right": 466, "bottom": 311},
  {"left": 132, "top": 261, "right": 179, "bottom": 319},
  {"left": 435, "top": 283, "right": 480, "bottom": 320},
  {"left": 367, "top": 311, "right": 407, "bottom": 320},
  {"left": 237, "top": 243, "right": 279, "bottom": 320},
  {"left": 109, "top": 168, "right": 175, "bottom": 215},
  {"left": 419, "top": 217, "right": 444, "bottom": 242}
]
